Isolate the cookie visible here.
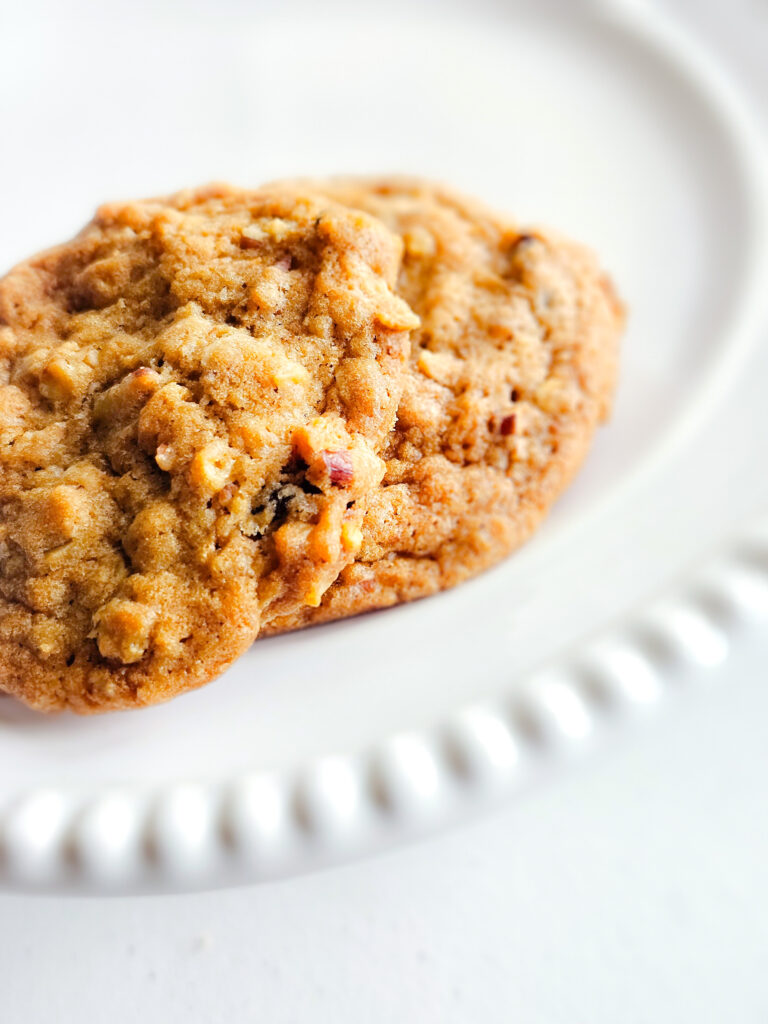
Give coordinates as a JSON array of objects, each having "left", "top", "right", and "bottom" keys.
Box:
[
  {"left": 0, "top": 184, "right": 418, "bottom": 711},
  {"left": 264, "top": 178, "right": 624, "bottom": 633}
]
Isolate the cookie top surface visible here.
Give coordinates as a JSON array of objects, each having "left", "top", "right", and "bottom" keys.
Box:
[
  {"left": 0, "top": 184, "right": 418, "bottom": 711},
  {"left": 265, "top": 178, "right": 624, "bottom": 631}
]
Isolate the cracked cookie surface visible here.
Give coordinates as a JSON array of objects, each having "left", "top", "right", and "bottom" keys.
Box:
[
  {"left": 264, "top": 178, "right": 624, "bottom": 633},
  {"left": 0, "top": 184, "right": 418, "bottom": 711}
]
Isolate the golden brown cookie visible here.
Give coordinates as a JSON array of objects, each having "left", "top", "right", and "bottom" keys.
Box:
[
  {"left": 265, "top": 178, "right": 624, "bottom": 633},
  {"left": 0, "top": 184, "right": 418, "bottom": 711}
]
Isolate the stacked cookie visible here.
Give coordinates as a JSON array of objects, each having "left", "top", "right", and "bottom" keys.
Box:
[{"left": 0, "top": 179, "right": 623, "bottom": 712}]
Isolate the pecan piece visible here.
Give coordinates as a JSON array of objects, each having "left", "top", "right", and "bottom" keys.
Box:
[{"left": 321, "top": 449, "right": 354, "bottom": 487}]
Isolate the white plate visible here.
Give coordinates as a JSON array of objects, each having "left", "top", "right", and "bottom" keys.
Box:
[{"left": 0, "top": 0, "right": 767, "bottom": 891}]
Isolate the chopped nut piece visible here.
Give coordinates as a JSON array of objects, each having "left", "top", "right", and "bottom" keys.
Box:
[
  {"left": 321, "top": 449, "right": 354, "bottom": 487},
  {"left": 188, "top": 439, "right": 235, "bottom": 494},
  {"left": 304, "top": 580, "right": 325, "bottom": 608},
  {"left": 29, "top": 618, "right": 70, "bottom": 660},
  {"left": 292, "top": 415, "right": 350, "bottom": 463},
  {"left": 94, "top": 599, "right": 156, "bottom": 664},
  {"left": 129, "top": 366, "right": 162, "bottom": 391},
  {"left": 340, "top": 519, "right": 363, "bottom": 554},
  {"left": 536, "top": 377, "right": 578, "bottom": 415},
  {"left": 267, "top": 356, "right": 309, "bottom": 389},
  {"left": 403, "top": 225, "right": 436, "bottom": 258},
  {"left": 43, "top": 484, "right": 90, "bottom": 542},
  {"left": 217, "top": 482, "right": 237, "bottom": 506},
  {"left": 155, "top": 443, "right": 175, "bottom": 472},
  {"left": 239, "top": 231, "right": 264, "bottom": 250},
  {"left": 305, "top": 499, "right": 344, "bottom": 564},
  {"left": 416, "top": 349, "right": 462, "bottom": 386},
  {"left": 39, "top": 357, "right": 79, "bottom": 401}
]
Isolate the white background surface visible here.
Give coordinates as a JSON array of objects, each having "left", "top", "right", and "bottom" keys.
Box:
[{"left": 1, "top": 0, "right": 767, "bottom": 1020}]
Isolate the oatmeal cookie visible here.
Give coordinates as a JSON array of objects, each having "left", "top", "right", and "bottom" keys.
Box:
[
  {"left": 0, "top": 184, "right": 418, "bottom": 711},
  {"left": 265, "top": 179, "right": 623, "bottom": 632}
]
